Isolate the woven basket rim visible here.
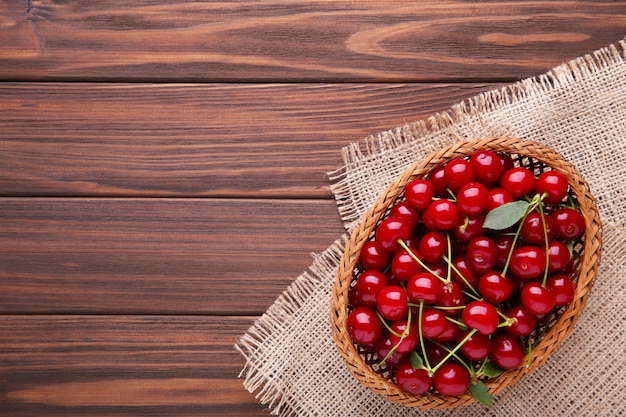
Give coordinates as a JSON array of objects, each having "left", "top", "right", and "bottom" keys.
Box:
[{"left": 330, "top": 137, "right": 603, "bottom": 409}]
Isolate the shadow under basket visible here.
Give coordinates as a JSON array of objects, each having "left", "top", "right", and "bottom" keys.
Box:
[{"left": 330, "top": 137, "right": 602, "bottom": 409}]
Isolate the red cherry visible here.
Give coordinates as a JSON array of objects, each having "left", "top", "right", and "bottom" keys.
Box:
[
  {"left": 407, "top": 272, "right": 441, "bottom": 305},
  {"left": 418, "top": 231, "right": 448, "bottom": 264},
  {"left": 493, "top": 234, "right": 515, "bottom": 270},
  {"left": 510, "top": 246, "right": 546, "bottom": 280},
  {"left": 355, "top": 269, "right": 389, "bottom": 307},
  {"left": 375, "top": 334, "right": 408, "bottom": 368},
  {"left": 424, "top": 199, "right": 460, "bottom": 231},
  {"left": 428, "top": 166, "right": 449, "bottom": 197},
  {"left": 456, "top": 182, "right": 489, "bottom": 216},
  {"left": 470, "top": 149, "right": 504, "bottom": 184},
  {"left": 536, "top": 170, "right": 569, "bottom": 204},
  {"left": 419, "top": 308, "right": 447, "bottom": 339},
  {"left": 377, "top": 285, "right": 408, "bottom": 321},
  {"left": 405, "top": 179, "right": 434, "bottom": 210},
  {"left": 389, "top": 201, "right": 420, "bottom": 228},
  {"left": 546, "top": 274, "right": 576, "bottom": 306},
  {"left": 450, "top": 256, "right": 480, "bottom": 292},
  {"left": 433, "top": 362, "right": 470, "bottom": 396},
  {"left": 375, "top": 217, "right": 413, "bottom": 253},
  {"left": 503, "top": 305, "right": 537, "bottom": 337},
  {"left": 423, "top": 340, "right": 448, "bottom": 367},
  {"left": 459, "top": 329, "right": 492, "bottom": 361},
  {"left": 487, "top": 187, "right": 514, "bottom": 211},
  {"left": 521, "top": 282, "right": 556, "bottom": 315},
  {"left": 462, "top": 300, "right": 500, "bottom": 335},
  {"left": 520, "top": 211, "right": 554, "bottom": 245},
  {"left": 358, "top": 241, "right": 390, "bottom": 271},
  {"left": 490, "top": 333, "right": 525, "bottom": 370},
  {"left": 500, "top": 167, "right": 536, "bottom": 199},
  {"left": 431, "top": 319, "right": 462, "bottom": 343},
  {"left": 453, "top": 214, "right": 485, "bottom": 242},
  {"left": 466, "top": 236, "right": 498, "bottom": 273},
  {"left": 547, "top": 240, "right": 571, "bottom": 272},
  {"left": 551, "top": 208, "right": 585, "bottom": 240},
  {"left": 396, "top": 361, "right": 432, "bottom": 395},
  {"left": 478, "top": 271, "right": 514, "bottom": 303},
  {"left": 444, "top": 159, "right": 475, "bottom": 193},
  {"left": 438, "top": 282, "right": 466, "bottom": 316},
  {"left": 391, "top": 247, "right": 423, "bottom": 282},
  {"left": 497, "top": 153, "right": 515, "bottom": 173},
  {"left": 388, "top": 320, "right": 418, "bottom": 354},
  {"left": 347, "top": 306, "right": 383, "bottom": 345}
]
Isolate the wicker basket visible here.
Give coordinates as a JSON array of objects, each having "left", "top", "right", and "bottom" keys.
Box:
[{"left": 330, "top": 137, "right": 602, "bottom": 409}]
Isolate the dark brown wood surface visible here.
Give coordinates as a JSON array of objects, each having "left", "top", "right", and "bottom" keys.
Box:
[{"left": 1, "top": 1, "right": 624, "bottom": 415}]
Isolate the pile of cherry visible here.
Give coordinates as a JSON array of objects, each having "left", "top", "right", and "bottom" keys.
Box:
[{"left": 346, "top": 149, "right": 585, "bottom": 405}]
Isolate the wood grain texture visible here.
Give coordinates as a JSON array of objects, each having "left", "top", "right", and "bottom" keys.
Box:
[
  {"left": 0, "top": 198, "right": 344, "bottom": 315},
  {"left": 0, "top": 82, "right": 491, "bottom": 198},
  {"left": 0, "top": 315, "right": 265, "bottom": 416},
  {"left": 1, "top": 1, "right": 624, "bottom": 81}
]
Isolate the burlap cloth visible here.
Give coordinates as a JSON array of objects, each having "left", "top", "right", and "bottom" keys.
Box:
[{"left": 236, "top": 38, "right": 626, "bottom": 416}]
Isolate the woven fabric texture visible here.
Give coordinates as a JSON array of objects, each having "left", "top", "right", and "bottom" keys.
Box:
[{"left": 236, "top": 38, "right": 626, "bottom": 417}]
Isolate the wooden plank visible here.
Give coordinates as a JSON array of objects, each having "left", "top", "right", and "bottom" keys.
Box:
[
  {"left": 1, "top": 1, "right": 624, "bottom": 82},
  {"left": 0, "top": 198, "right": 344, "bottom": 315},
  {"left": 0, "top": 315, "right": 266, "bottom": 416},
  {"left": 0, "top": 82, "right": 490, "bottom": 198}
]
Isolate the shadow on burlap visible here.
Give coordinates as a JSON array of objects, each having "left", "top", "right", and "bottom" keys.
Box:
[{"left": 236, "top": 38, "right": 626, "bottom": 417}]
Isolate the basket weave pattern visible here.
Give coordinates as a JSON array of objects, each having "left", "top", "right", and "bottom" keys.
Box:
[{"left": 330, "top": 137, "right": 602, "bottom": 409}]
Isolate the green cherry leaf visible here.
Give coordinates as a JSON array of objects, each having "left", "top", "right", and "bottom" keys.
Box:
[
  {"left": 409, "top": 350, "right": 425, "bottom": 369},
  {"left": 469, "top": 380, "right": 493, "bottom": 407},
  {"left": 482, "top": 361, "right": 505, "bottom": 378},
  {"left": 483, "top": 200, "right": 530, "bottom": 230}
]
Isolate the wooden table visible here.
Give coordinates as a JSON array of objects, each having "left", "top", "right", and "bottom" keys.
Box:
[{"left": 1, "top": 2, "right": 624, "bottom": 415}]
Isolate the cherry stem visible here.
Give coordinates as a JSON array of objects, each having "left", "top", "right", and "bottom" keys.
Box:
[
  {"left": 375, "top": 311, "right": 403, "bottom": 338},
  {"left": 430, "top": 328, "right": 478, "bottom": 375},
  {"left": 501, "top": 193, "right": 543, "bottom": 277},
  {"left": 417, "top": 300, "right": 433, "bottom": 372},
  {"left": 538, "top": 198, "right": 550, "bottom": 287},
  {"left": 430, "top": 340, "right": 474, "bottom": 376},
  {"left": 396, "top": 239, "right": 447, "bottom": 284}
]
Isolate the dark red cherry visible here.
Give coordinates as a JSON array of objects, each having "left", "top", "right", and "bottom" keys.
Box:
[
  {"left": 428, "top": 166, "right": 449, "bottom": 197},
  {"left": 470, "top": 149, "right": 504, "bottom": 184},
  {"left": 466, "top": 236, "right": 498, "bottom": 273},
  {"left": 424, "top": 199, "right": 460, "bottom": 231},
  {"left": 500, "top": 167, "right": 536, "bottom": 199},
  {"left": 419, "top": 230, "right": 448, "bottom": 264},
  {"left": 487, "top": 187, "right": 514, "bottom": 211},
  {"left": 347, "top": 306, "right": 383, "bottom": 345},
  {"left": 388, "top": 320, "right": 418, "bottom": 354},
  {"left": 391, "top": 247, "right": 423, "bottom": 282},
  {"left": 456, "top": 182, "right": 489, "bottom": 216},
  {"left": 375, "top": 217, "right": 412, "bottom": 253},
  {"left": 438, "top": 282, "right": 467, "bottom": 316},
  {"left": 377, "top": 285, "right": 408, "bottom": 321},
  {"left": 521, "top": 282, "right": 556, "bottom": 315},
  {"left": 389, "top": 201, "right": 420, "bottom": 228},
  {"left": 444, "top": 159, "right": 475, "bottom": 193},
  {"left": 503, "top": 305, "right": 537, "bottom": 337},
  {"left": 462, "top": 300, "right": 500, "bottom": 335},
  {"left": 510, "top": 246, "right": 546, "bottom": 280},
  {"left": 433, "top": 363, "right": 470, "bottom": 396},
  {"left": 520, "top": 211, "right": 554, "bottom": 245},
  {"left": 459, "top": 329, "right": 491, "bottom": 361},
  {"left": 551, "top": 208, "right": 586, "bottom": 240},
  {"left": 375, "top": 334, "right": 408, "bottom": 368},
  {"left": 453, "top": 214, "right": 485, "bottom": 242},
  {"left": 358, "top": 241, "right": 390, "bottom": 271},
  {"left": 355, "top": 269, "right": 389, "bottom": 307},
  {"left": 396, "top": 361, "right": 432, "bottom": 395},
  {"left": 547, "top": 240, "right": 571, "bottom": 272},
  {"left": 405, "top": 179, "right": 434, "bottom": 210},
  {"left": 478, "top": 271, "right": 514, "bottom": 303},
  {"left": 407, "top": 272, "right": 441, "bottom": 305},
  {"left": 490, "top": 333, "right": 525, "bottom": 370},
  {"left": 450, "top": 256, "right": 480, "bottom": 292},
  {"left": 546, "top": 273, "right": 576, "bottom": 306},
  {"left": 536, "top": 170, "right": 569, "bottom": 204},
  {"left": 419, "top": 308, "right": 447, "bottom": 338}
]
